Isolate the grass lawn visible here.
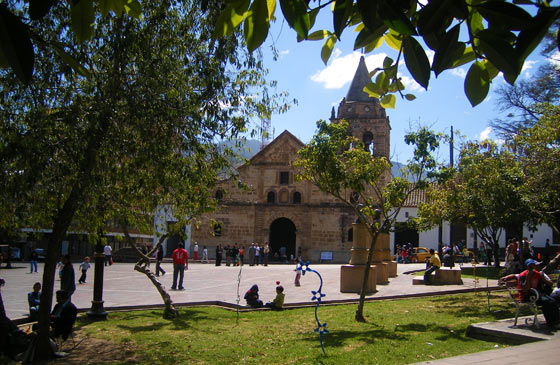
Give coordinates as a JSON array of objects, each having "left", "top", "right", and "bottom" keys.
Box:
[{"left": 67, "top": 292, "right": 520, "bottom": 364}]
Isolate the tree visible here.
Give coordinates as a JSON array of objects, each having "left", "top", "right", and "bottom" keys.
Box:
[
  {"left": 515, "top": 105, "right": 560, "bottom": 240},
  {"left": 490, "top": 63, "right": 560, "bottom": 140},
  {"left": 417, "top": 141, "right": 528, "bottom": 267},
  {"left": 0, "top": 0, "right": 289, "bottom": 358},
  {"left": 214, "top": 0, "right": 560, "bottom": 108},
  {"left": 294, "top": 120, "right": 442, "bottom": 322}
]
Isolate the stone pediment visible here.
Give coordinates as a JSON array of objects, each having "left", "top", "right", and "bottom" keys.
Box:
[{"left": 247, "top": 130, "right": 305, "bottom": 166}]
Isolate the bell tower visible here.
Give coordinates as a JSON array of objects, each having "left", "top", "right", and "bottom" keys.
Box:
[{"left": 331, "top": 56, "right": 391, "bottom": 158}]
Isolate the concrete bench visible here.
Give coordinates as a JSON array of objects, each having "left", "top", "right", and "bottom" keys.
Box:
[{"left": 412, "top": 268, "right": 463, "bottom": 285}]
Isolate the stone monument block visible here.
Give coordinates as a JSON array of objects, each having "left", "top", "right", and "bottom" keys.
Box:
[{"left": 340, "top": 265, "right": 377, "bottom": 293}]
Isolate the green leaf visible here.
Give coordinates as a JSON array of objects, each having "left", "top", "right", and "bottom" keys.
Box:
[
  {"left": 384, "top": 32, "right": 401, "bottom": 51},
  {"left": 364, "top": 36, "right": 383, "bottom": 53},
  {"left": 468, "top": 10, "right": 484, "bottom": 48},
  {"left": 0, "top": 7, "right": 34, "bottom": 84},
  {"left": 51, "top": 41, "right": 91, "bottom": 78},
  {"left": 450, "top": 47, "right": 476, "bottom": 68},
  {"left": 98, "top": 0, "right": 112, "bottom": 17},
  {"left": 70, "top": 0, "right": 95, "bottom": 43},
  {"left": 464, "top": 61, "right": 489, "bottom": 107},
  {"left": 403, "top": 36, "right": 430, "bottom": 89},
  {"left": 417, "top": 0, "right": 454, "bottom": 36},
  {"left": 0, "top": 48, "right": 9, "bottom": 68},
  {"left": 123, "top": 0, "right": 142, "bottom": 18},
  {"left": 405, "top": 94, "right": 416, "bottom": 101},
  {"left": 482, "top": 60, "right": 499, "bottom": 80},
  {"left": 280, "top": 0, "right": 310, "bottom": 39},
  {"left": 356, "top": 0, "right": 379, "bottom": 32},
  {"left": 244, "top": 0, "right": 270, "bottom": 52},
  {"left": 379, "top": 0, "right": 417, "bottom": 36},
  {"left": 380, "top": 93, "right": 396, "bottom": 109},
  {"left": 477, "top": 29, "right": 519, "bottom": 79},
  {"left": 212, "top": 0, "right": 250, "bottom": 38},
  {"left": 516, "top": 7, "right": 560, "bottom": 63},
  {"left": 307, "top": 30, "right": 330, "bottom": 41},
  {"left": 364, "top": 81, "right": 382, "bottom": 98},
  {"left": 477, "top": 1, "right": 532, "bottom": 31},
  {"left": 321, "top": 35, "right": 337, "bottom": 65},
  {"left": 432, "top": 24, "right": 465, "bottom": 77},
  {"left": 354, "top": 23, "right": 387, "bottom": 50},
  {"left": 29, "top": 0, "right": 56, "bottom": 20},
  {"left": 333, "top": 0, "right": 353, "bottom": 39}
]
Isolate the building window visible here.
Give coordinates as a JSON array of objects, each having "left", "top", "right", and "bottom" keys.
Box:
[
  {"left": 213, "top": 223, "right": 222, "bottom": 237},
  {"left": 350, "top": 191, "right": 359, "bottom": 204},
  {"left": 293, "top": 191, "right": 301, "bottom": 204},
  {"left": 267, "top": 191, "right": 275, "bottom": 204},
  {"left": 348, "top": 228, "right": 353, "bottom": 242},
  {"left": 215, "top": 189, "right": 224, "bottom": 202},
  {"left": 362, "top": 132, "right": 374, "bottom": 155},
  {"left": 279, "top": 171, "right": 290, "bottom": 185}
]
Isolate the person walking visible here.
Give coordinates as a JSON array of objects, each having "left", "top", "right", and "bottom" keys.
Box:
[
  {"left": 60, "top": 254, "right": 76, "bottom": 300},
  {"left": 155, "top": 245, "right": 166, "bottom": 277},
  {"left": 29, "top": 248, "right": 38, "bottom": 273},
  {"left": 104, "top": 243, "right": 112, "bottom": 266},
  {"left": 78, "top": 256, "right": 91, "bottom": 284},
  {"left": 171, "top": 243, "right": 189, "bottom": 290}
]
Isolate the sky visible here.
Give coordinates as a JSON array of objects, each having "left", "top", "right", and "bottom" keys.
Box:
[{"left": 256, "top": 14, "right": 556, "bottom": 165}]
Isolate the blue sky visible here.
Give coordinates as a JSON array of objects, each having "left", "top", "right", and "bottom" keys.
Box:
[{"left": 258, "top": 15, "right": 555, "bottom": 164}]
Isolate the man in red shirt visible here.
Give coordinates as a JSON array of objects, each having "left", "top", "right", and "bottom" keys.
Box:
[
  {"left": 500, "top": 258, "right": 559, "bottom": 328},
  {"left": 171, "top": 243, "right": 189, "bottom": 290}
]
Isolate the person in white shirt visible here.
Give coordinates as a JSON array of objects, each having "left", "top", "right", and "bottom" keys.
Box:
[{"left": 103, "top": 244, "right": 112, "bottom": 266}]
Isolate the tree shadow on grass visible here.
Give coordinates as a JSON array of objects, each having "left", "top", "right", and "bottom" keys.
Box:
[
  {"left": 77, "top": 308, "right": 212, "bottom": 334},
  {"left": 461, "top": 267, "right": 504, "bottom": 280},
  {"left": 300, "top": 323, "right": 410, "bottom": 348},
  {"left": 429, "top": 295, "right": 515, "bottom": 320}
]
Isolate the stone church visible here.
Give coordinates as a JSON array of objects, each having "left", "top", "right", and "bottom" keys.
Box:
[{"left": 190, "top": 56, "right": 391, "bottom": 263}]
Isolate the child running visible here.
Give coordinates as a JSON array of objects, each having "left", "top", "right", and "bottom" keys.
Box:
[{"left": 78, "top": 256, "right": 91, "bottom": 284}]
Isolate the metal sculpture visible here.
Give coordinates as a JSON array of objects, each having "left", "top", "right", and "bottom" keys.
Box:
[{"left": 297, "top": 260, "right": 329, "bottom": 354}]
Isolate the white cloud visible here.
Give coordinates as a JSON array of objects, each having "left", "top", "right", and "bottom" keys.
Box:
[
  {"left": 478, "top": 127, "right": 492, "bottom": 141},
  {"left": 398, "top": 75, "right": 424, "bottom": 92},
  {"left": 450, "top": 67, "right": 466, "bottom": 78},
  {"left": 521, "top": 60, "right": 537, "bottom": 72},
  {"left": 310, "top": 51, "right": 386, "bottom": 89},
  {"left": 279, "top": 49, "right": 290, "bottom": 57}
]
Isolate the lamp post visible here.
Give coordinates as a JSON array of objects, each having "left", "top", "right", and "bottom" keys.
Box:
[{"left": 87, "top": 241, "right": 107, "bottom": 319}]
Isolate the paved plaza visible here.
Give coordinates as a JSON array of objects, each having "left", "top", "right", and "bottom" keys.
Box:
[
  {"left": 2, "top": 261, "right": 490, "bottom": 319},
  {"left": 2, "top": 261, "right": 560, "bottom": 363}
]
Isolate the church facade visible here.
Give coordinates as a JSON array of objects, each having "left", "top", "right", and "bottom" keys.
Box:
[{"left": 190, "top": 57, "right": 392, "bottom": 263}]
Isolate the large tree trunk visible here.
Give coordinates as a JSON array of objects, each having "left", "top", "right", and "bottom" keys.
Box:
[
  {"left": 124, "top": 230, "right": 179, "bottom": 319},
  {"left": 35, "top": 117, "right": 110, "bottom": 359}
]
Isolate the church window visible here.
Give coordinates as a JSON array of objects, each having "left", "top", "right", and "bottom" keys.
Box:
[
  {"left": 348, "top": 228, "right": 353, "bottom": 242},
  {"left": 213, "top": 222, "right": 222, "bottom": 237},
  {"left": 215, "top": 189, "right": 224, "bottom": 202},
  {"left": 267, "top": 191, "right": 275, "bottom": 204},
  {"left": 350, "top": 191, "right": 359, "bottom": 204},
  {"left": 279, "top": 171, "right": 290, "bottom": 184},
  {"left": 293, "top": 191, "right": 301, "bottom": 204},
  {"left": 362, "top": 132, "right": 374, "bottom": 155}
]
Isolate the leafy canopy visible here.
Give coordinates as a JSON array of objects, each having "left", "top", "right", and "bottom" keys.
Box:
[{"left": 214, "top": 0, "right": 560, "bottom": 108}]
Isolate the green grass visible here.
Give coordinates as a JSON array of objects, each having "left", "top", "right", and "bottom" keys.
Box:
[{"left": 74, "top": 292, "right": 522, "bottom": 364}]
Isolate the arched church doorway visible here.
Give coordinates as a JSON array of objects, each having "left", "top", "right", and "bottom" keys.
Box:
[{"left": 269, "top": 217, "right": 296, "bottom": 263}]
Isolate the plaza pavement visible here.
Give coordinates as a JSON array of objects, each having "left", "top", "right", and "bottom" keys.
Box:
[
  {"left": 3, "top": 261, "right": 560, "bottom": 364},
  {"left": 1, "top": 261, "right": 493, "bottom": 319}
]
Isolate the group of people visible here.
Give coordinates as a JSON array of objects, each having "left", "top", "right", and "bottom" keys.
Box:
[
  {"left": 244, "top": 284, "right": 284, "bottom": 310},
  {"left": 499, "top": 258, "right": 560, "bottom": 329},
  {"left": 503, "top": 237, "right": 541, "bottom": 275},
  {"left": 394, "top": 244, "right": 414, "bottom": 264},
  {"left": 214, "top": 242, "right": 271, "bottom": 267}
]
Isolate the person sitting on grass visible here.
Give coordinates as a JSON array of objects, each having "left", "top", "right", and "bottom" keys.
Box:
[
  {"left": 244, "top": 284, "right": 263, "bottom": 308},
  {"left": 265, "top": 285, "right": 284, "bottom": 310},
  {"left": 28, "top": 282, "right": 41, "bottom": 321},
  {"left": 424, "top": 249, "right": 441, "bottom": 285}
]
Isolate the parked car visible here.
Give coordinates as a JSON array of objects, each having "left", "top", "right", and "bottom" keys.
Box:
[{"left": 410, "top": 247, "right": 431, "bottom": 263}]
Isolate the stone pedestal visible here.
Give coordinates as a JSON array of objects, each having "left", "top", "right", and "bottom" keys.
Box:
[
  {"left": 412, "top": 268, "right": 463, "bottom": 285},
  {"left": 340, "top": 265, "right": 377, "bottom": 293},
  {"left": 387, "top": 261, "right": 397, "bottom": 278},
  {"left": 373, "top": 262, "right": 389, "bottom": 284}
]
